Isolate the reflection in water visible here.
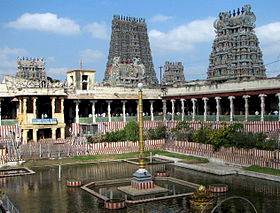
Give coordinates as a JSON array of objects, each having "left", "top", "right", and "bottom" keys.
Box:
[{"left": 2, "top": 162, "right": 280, "bottom": 213}]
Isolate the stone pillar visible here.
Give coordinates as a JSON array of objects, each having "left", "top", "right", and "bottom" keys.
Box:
[
  {"left": 202, "top": 97, "right": 208, "bottom": 122},
  {"left": 90, "top": 100, "right": 96, "bottom": 123},
  {"left": 171, "top": 99, "right": 175, "bottom": 121},
  {"left": 243, "top": 95, "right": 250, "bottom": 122},
  {"left": 33, "top": 129, "right": 38, "bottom": 142},
  {"left": 259, "top": 94, "right": 267, "bottom": 122},
  {"left": 191, "top": 98, "right": 197, "bottom": 121},
  {"left": 74, "top": 100, "right": 80, "bottom": 124},
  {"left": 228, "top": 96, "right": 235, "bottom": 122},
  {"left": 18, "top": 98, "right": 22, "bottom": 115},
  {"left": 162, "top": 100, "right": 167, "bottom": 121},
  {"left": 121, "top": 101, "right": 126, "bottom": 122},
  {"left": 51, "top": 97, "right": 56, "bottom": 118},
  {"left": 215, "top": 97, "right": 221, "bottom": 122},
  {"left": 61, "top": 98, "right": 64, "bottom": 113},
  {"left": 150, "top": 100, "right": 154, "bottom": 121},
  {"left": 276, "top": 93, "right": 280, "bottom": 121},
  {"left": 60, "top": 98, "right": 65, "bottom": 123},
  {"left": 107, "top": 101, "right": 112, "bottom": 122},
  {"left": 180, "top": 99, "right": 185, "bottom": 121},
  {"left": 22, "top": 129, "right": 28, "bottom": 144},
  {"left": 33, "top": 97, "right": 37, "bottom": 117},
  {"left": 51, "top": 128, "right": 56, "bottom": 140},
  {"left": 61, "top": 127, "right": 65, "bottom": 139},
  {"left": 23, "top": 97, "right": 27, "bottom": 115}
]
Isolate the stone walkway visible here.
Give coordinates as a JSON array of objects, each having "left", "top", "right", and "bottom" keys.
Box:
[{"left": 155, "top": 154, "right": 280, "bottom": 183}]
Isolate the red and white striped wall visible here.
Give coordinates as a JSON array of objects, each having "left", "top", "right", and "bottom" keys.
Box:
[
  {"left": 131, "top": 180, "right": 155, "bottom": 190},
  {"left": 0, "top": 125, "right": 21, "bottom": 141}
]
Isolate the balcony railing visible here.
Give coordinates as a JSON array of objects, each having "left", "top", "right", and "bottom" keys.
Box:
[
  {"left": 32, "top": 118, "right": 58, "bottom": 125},
  {"left": 78, "top": 115, "right": 279, "bottom": 124}
]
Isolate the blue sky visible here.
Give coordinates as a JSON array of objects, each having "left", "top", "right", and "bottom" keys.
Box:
[{"left": 0, "top": 0, "right": 280, "bottom": 82}]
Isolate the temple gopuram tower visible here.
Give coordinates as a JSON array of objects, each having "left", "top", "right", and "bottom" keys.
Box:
[
  {"left": 104, "top": 15, "right": 158, "bottom": 87},
  {"left": 162, "top": 61, "right": 185, "bottom": 86},
  {"left": 207, "top": 5, "right": 266, "bottom": 81},
  {"left": 16, "top": 57, "right": 46, "bottom": 81}
]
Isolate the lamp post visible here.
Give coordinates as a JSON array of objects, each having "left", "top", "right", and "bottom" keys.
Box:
[
  {"left": 137, "top": 82, "right": 145, "bottom": 169},
  {"left": 130, "top": 83, "right": 154, "bottom": 190}
]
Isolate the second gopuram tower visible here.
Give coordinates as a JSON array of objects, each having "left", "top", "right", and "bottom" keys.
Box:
[
  {"left": 207, "top": 5, "right": 266, "bottom": 81},
  {"left": 104, "top": 15, "right": 158, "bottom": 87}
]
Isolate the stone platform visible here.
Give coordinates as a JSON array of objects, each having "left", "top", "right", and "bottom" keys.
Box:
[{"left": 118, "top": 185, "right": 169, "bottom": 196}]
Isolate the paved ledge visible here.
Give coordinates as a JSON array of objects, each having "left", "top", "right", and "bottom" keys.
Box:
[
  {"left": 155, "top": 154, "right": 280, "bottom": 182},
  {"left": 238, "top": 170, "right": 280, "bottom": 182}
]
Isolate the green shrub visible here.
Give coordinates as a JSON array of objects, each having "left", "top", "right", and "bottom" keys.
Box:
[
  {"left": 193, "top": 127, "right": 211, "bottom": 144},
  {"left": 171, "top": 121, "right": 194, "bottom": 141},
  {"left": 124, "top": 120, "right": 139, "bottom": 142},
  {"left": 146, "top": 125, "right": 166, "bottom": 140}
]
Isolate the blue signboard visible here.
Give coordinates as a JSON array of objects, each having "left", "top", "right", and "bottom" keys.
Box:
[{"left": 32, "top": 118, "right": 58, "bottom": 125}]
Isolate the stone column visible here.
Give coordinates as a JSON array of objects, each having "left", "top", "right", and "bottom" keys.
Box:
[
  {"left": 33, "top": 129, "right": 38, "bottom": 142},
  {"left": 276, "top": 93, "right": 280, "bottom": 121},
  {"left": 90, "top": 100, "right": 96, "bottom": 123},
  {"left": 18, "top": 98, "right": 22, "bottom": 115},
  {"left": 23, "top": 97, "right": 27, "bottom": 115},
  {"left": 259, "top": 94, "right": 267, "bottom": 122},
  {"left": 243, "top": 95, "right": 250, "bottom": 122},
  {"left": 107, "top": 101, "right": 112, "bottom": 122},
  {"left": 51, "top": 97, "right": 56, "bottom": 118},
  {"left": 215, "top": 97, "right": 221, "bottom": 122},
  {"left": 228, "top": 96, "right": 235, "bottom": 122},
  {"left": 150, "top": 101, "right": 154, "bottom": 121},
  {"left": 121, "top": 101, "right": 126, "bottom": 122},
  {"left": 191, "top": 98, "right": 197, "bottom": 121},
  {"left": 22, "top": 129, "right": 28, "bottom": 144},
  {"left": 202, "top": 97, "right": 208, "bottom": 122},
  {"left": 61, "top": 127, "right": 65, "bottom": 139},
  {"left": 33, "top": 97, "right": 37, "bottom": 118},
  {"left": 61, "top": 98, "right": 64, "bottom": 113},
  {"left": 162, "top": 100, "right": 167, "bottom": 121},
  {"left": 74, "top": 100, "right": 80, "bottom": 124},
  {"left": 171, "top": 99, "right": 175, "bottom": 121},
  {"left": 180, "top": 99, "right": 185, "bottom": 121},
  {"left": 51, "top": 128, "right": 56, "bottom": 140}
]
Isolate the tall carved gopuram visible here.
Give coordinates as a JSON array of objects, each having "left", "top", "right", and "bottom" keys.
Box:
[
  {"left": 16, "top": 57, "right": 46, "bottom": 81},
  {"left": 104, "top": 15, "right": 158, "bottom": 87},
  {"left": 162, "top": 61, "right": 185, "bottom": 86},
  {"left": 207, "top": 5, "right": 266, "bottom": 81}
]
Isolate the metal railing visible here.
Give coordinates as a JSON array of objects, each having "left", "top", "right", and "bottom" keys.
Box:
[{"left": 77, "top": 114, "right": 279, "bottom": 123}]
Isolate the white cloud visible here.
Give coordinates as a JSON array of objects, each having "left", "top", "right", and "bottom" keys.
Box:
[
  {"left": 84, "top": 22, "right": 109, "bottom": 40},
  {"left": 80, "top": 49, "right": 105, "bottom": 64},
  {"left": 0, "top": 47, "right": 28, "bottom": 77},
  {"left": 150, "top": 14, "right": 173, "bottom": 23},
  {"left": 149, "top": 17, "right": 215, "bottom": 52},
  {"left": 7, "top": 13, "right": 80, "bottom": 35},
  {"left": 256, "top": 22, "right": 280, "bottom": 56}
]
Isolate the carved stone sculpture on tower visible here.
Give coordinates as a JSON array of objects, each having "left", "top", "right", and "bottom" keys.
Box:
[
  {"left": 162, "top": 61, "right": 185, "bottom": 86},
  {"left": 207, "top": 5, "right": 266, "bottom": 81},
  {"left": 104, "top": 15, "right": 158, "bottom": 87}
]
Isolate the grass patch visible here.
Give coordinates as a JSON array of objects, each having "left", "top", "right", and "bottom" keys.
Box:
[
  {"left": 244, "top": 165, "right": 280, "bottom": 176},
  {"left": 22, "top": 150, "right": 208, "bottom": 168},
  {"left": 23, "top": 151, "right": 150, "bottom": 167},
  {"left": 153, "top": 150, "right": 209, "bottom": 164}
]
